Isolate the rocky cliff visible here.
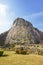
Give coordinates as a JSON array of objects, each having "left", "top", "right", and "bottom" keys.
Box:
[{"left": 0, "top": 31, "right": 8, "bottom": 46}]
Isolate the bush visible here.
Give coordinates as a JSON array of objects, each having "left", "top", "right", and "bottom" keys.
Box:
[
  {"left": 0, "top": 50, "right": 4, "bottom": 56},
  {"left": 20, "top": 47, "right": 27, "bottom": 54},
  {"left": 15, "top": 45, "right": 28, "bottom": 54},
  {"left": 37, "top": 49, "right": 43, "bottom": 55},
  {"left": 28, "top": 48, "right": 37, "bottom": 54}
]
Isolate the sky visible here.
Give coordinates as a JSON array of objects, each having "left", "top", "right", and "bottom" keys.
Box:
[{"left": 0, "top": 0, "right": 43, "bottom": 33}]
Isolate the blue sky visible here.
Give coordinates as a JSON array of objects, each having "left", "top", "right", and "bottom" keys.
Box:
[{"left": 0, "top": 0, "right": 43, "bottom": 33}]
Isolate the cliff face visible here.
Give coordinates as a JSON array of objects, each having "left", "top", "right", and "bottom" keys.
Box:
[
  {"left": 0, "top": 31, "right": 8, "bottom": 46},
  {"left": 34, "top": 28, "right": 43, "bottom": 43},
  {"left": 0, "top": 18, "right": 43, "bottom": 46}
]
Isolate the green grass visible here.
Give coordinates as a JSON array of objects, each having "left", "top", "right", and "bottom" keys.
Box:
[{"left": 0, "top": 51, "right": 43, "bottom": 65}]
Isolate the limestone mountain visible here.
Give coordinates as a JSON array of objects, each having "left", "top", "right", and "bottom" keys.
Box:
[
  {"left": 0, "top": 18, "right": 43, "bottom": 46},
  {"left": 5, "top": 18, "right": 41, "bottom": 45}
]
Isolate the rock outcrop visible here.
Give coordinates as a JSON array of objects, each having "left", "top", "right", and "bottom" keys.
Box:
[{"left": 0, "top": 31, "right": 8, "bottom": 46}]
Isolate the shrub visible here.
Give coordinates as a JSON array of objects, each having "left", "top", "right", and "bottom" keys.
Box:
[
  {"left": 37, "top": 49, "right": 43, "bottom": 55},
  {"left": 15, "top": 45, "right": 28, "bottom": 54},
  {"left": 15, "top": 47, "right": 20, "bottom": 54},
  {"left": 28, "top": 48, "right": 36, "bottom": 54},
  {"left": 20, "top": 47, "right": 27, "bottom": 54},
  {"left": 37, "top": 45, "right": 39, "bottom": 47},
  {"left": 41, "top": 45, "right": 43, "bottom": 48},
  {"left": 0, "top": 50, "right": 4, "bottom": 56}
]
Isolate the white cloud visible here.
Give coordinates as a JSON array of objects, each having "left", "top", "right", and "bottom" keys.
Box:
[
  {"left": 0, "top": 21, "right": 11, "bottom": 26},
  {"left": 0, "top": 4, "right": 16, "bottom": 33},
  {"left": 23, "top": 12, "right": 43, "bottom": 19},
  {"left": 29, "top": 12, "right": 43, "bottom": 18},
  {"left": 0, "top": 4, "right": 11, "bottom": 33},
  {"left": 0, "top": 4, "right": 9, "bottom": 26},
  {"left": 0, "top": 4, "right": 8, "bottom": 16},
  {"left": 0, "top": 4, "right": 15, "bottom": 28}
]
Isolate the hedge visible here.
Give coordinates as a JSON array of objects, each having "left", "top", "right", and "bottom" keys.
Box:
[{"left": 0, "top": 50, "right": 4, "bottom": 56}]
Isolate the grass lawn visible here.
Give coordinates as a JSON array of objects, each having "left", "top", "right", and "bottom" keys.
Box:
[{"left": 0, "top": 51, "right": 43, "bottom": 65}]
